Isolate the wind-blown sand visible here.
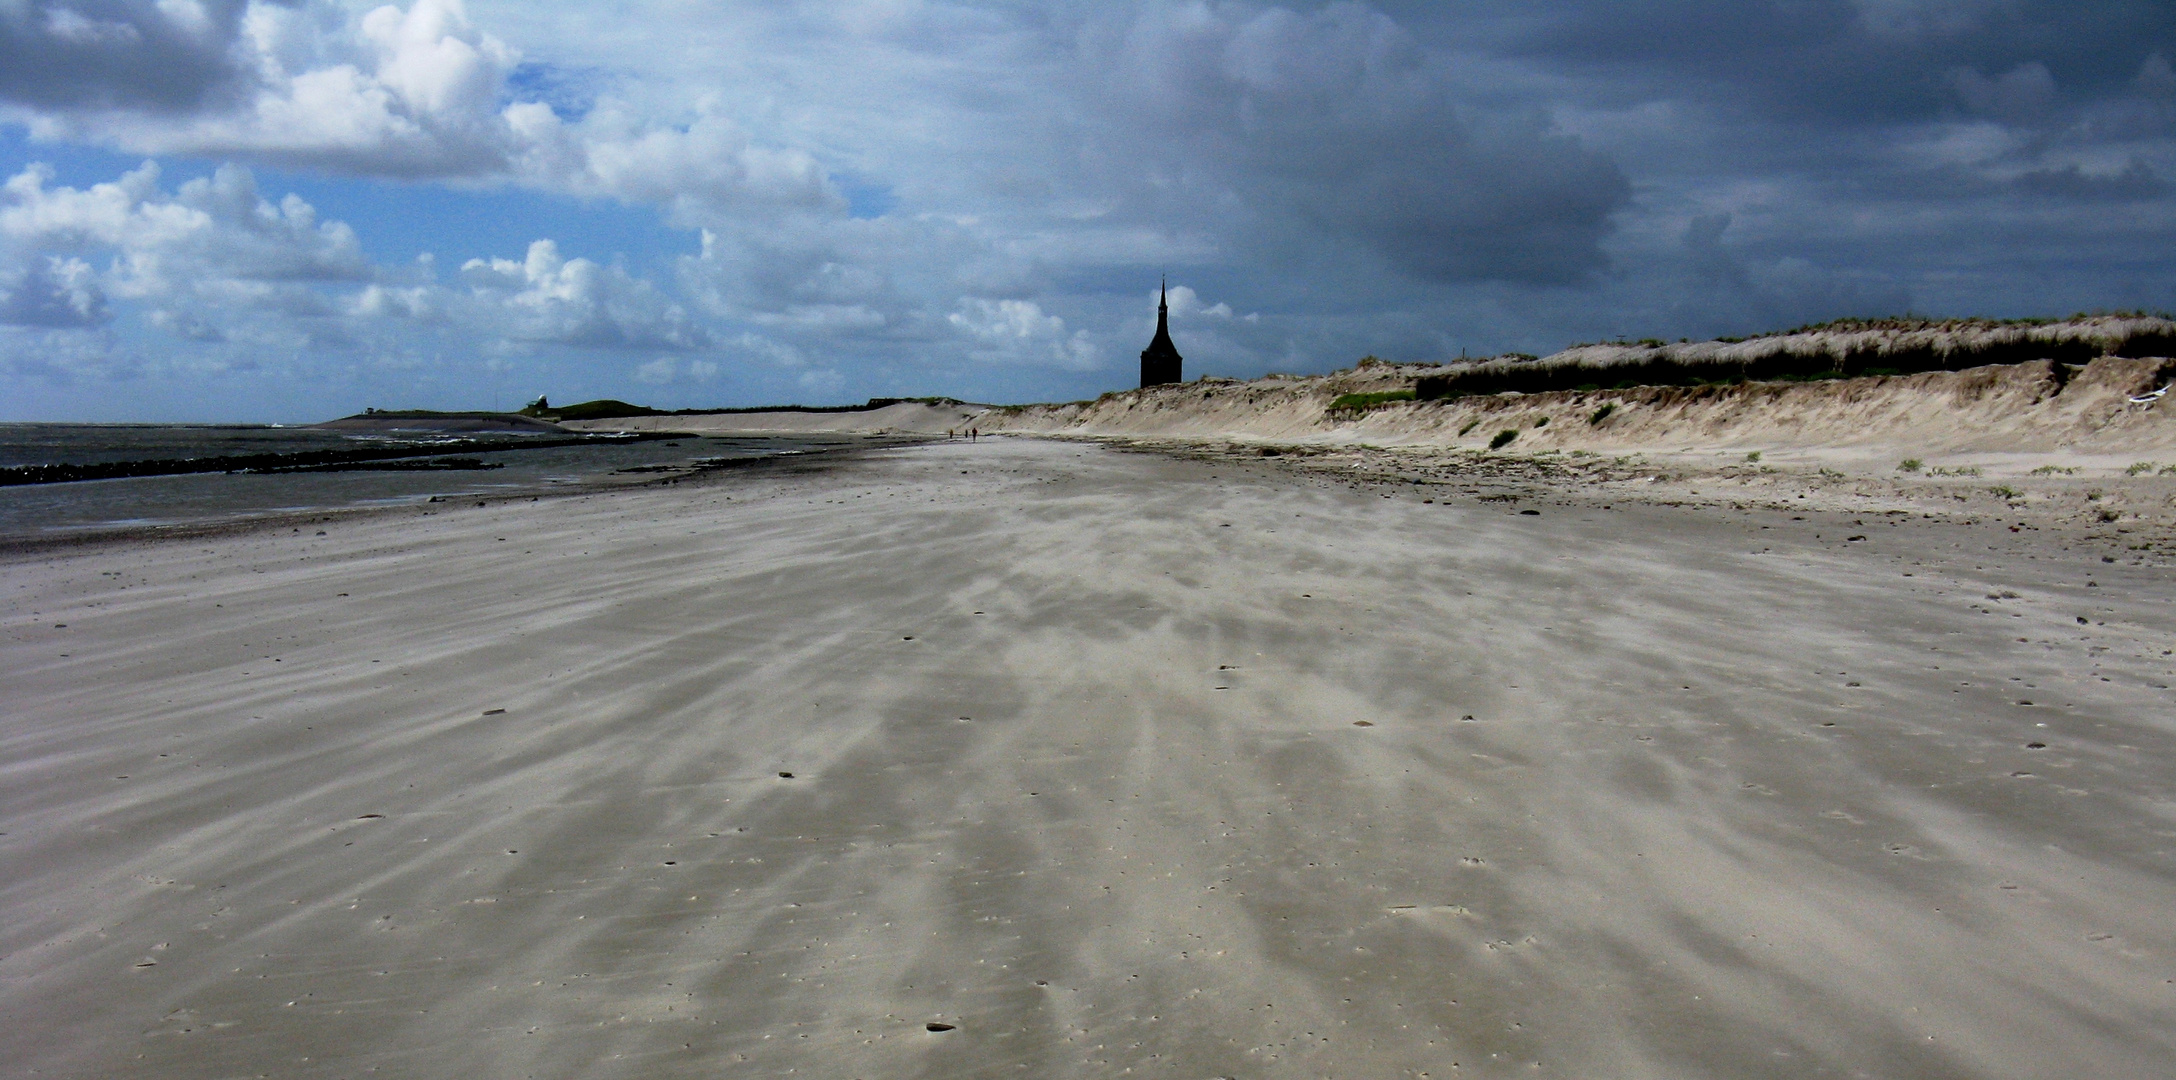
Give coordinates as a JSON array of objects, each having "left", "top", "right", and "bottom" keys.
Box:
[{"left": 4, "top": 438, "right": 2174, "bottom": 1078}]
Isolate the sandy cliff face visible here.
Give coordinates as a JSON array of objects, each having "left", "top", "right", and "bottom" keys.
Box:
[{"left": 981, "top": 330, "right": 2176, "bottom": 462}]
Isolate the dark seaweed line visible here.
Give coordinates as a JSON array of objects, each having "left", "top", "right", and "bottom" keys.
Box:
[
  {"left": 253, "top": 457, "right": 505, "bottom": 474},
  {"left": 0, "top": 433, "right": 662, "bottom": 487}
]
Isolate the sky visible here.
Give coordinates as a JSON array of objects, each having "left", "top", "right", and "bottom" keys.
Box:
[{"left": 2, "top": 1, "right": 2173, "bottom": 421}]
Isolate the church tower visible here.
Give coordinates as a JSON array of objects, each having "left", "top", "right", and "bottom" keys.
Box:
[{"left": 1139, "top": 277, "right": 1182, "bottom": 387}]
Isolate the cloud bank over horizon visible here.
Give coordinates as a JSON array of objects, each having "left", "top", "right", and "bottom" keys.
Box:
[{"left": 2, "top": 0, "right": 2172, "bottom": 420}]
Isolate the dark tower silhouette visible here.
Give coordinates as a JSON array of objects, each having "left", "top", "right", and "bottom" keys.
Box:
[{"left": 1139, "top": 276, "right": 1182, "bottom": 387}]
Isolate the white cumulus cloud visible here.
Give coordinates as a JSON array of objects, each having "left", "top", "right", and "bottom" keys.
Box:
[
  {"left": 0, "top": 159, "right": 372, "bottom": 347},
  {"left": 1164, "top": 285, "right": 1233, "bottom": 319},
  {"left": 0, "top": 254, "right": 107, "bottom": 327},
  {"left": 9, "top": 0, "right": 846, "bottom": 220},
  {"left": 948, "top": 297, "right": 1098, "bottom": 370},
  {"left": 459, "top": 239, "right": 708, "bottom": 350}
]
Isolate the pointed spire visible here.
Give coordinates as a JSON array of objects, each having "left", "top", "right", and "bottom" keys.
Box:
[{"left": 1140, "top": 273, "right": 1182, "bottom": 388}]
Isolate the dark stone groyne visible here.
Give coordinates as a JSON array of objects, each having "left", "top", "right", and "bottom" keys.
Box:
[{"left": 0, "top": 433, "right": 663, "bottom": 487}]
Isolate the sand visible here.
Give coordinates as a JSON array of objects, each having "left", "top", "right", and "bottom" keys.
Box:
[{"left": 4, "top": 438, "right": 2174, "bottom": 1078}]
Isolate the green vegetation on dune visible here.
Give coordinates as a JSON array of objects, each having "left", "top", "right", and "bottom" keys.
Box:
[
  {"left": 1326, "top": 389, "right": 1416, "bottom": 415},
  {"left": 521, "top": 399, "right": 664, "bottom": 422},
  {"left": 1612, "top": 312, "right": 2172, "bottom": 350},
  {"left": 353, "top": 408, "right": 536, "bottom": 419},
  {"left": 1414, "top": 316, "right": 2176, "bottom": 401}
]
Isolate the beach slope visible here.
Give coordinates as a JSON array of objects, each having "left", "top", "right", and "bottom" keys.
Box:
[{"left": 3, "top": 440, "right": 2172, "bottom": 1078}]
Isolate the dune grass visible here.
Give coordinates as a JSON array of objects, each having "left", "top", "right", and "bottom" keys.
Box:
[{"left": 1327, "top": 390, "right": 1417, "bottom": 416}]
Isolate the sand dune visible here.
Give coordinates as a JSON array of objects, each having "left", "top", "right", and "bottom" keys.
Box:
[
  {"left": 981, "top": 354, "right": 2176, "bottom": 467},
  {"left": 562, "top": 400, "right": 987, "bottom": 436},
  {"left": 558, "top": 321, "right": 2175, "bottom": 475},
  {"left": 1413, "top": 314, "right": 2176, "bottom": 397},
  {"left": 5, "top": 439, "right": 2173, "bottom": 1078}
]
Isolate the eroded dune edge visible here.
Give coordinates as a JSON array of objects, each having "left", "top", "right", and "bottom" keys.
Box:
[{"left": 584, "top": 317, "right": 2176, "bottom": 461}]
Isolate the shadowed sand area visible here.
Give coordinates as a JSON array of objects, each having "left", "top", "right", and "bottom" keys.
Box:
[{"left": 4, "top": 438, "right": 2174, "bottom": 1078}]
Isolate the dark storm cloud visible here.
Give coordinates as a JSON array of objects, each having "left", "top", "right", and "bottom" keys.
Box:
[
  {"left": 0, "top": 1, "right": 259, "bottom": 112},
  {"left": 1346, "top": 0, "right": 2176, "bottom": 333},
  {"left": 1411, "top": 0, "right": 2176, "bottom": 216},
  {"left": 1673, "top": 211, "right": 1911, "bottom": 330},
  {"left": 1475, "top": 0, "right": 2176, "bottom": 125},
  {"left": 1085, "top": 3, "right": 1631, "bottom": 285},
  {"left": 2013, "top": 159, "right": 2167, "bottom": 201}
]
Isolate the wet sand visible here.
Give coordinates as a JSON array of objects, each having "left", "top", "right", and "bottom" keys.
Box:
[{"left": 3, "top": 438, "right": 2173, "bottom": 1078}]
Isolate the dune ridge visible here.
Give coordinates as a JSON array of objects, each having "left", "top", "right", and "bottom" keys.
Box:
[
  {"left": 567, "top": 319, "right": 2176, "bottom": 469},
  {"left": 1413, "top": 315, "right": 2176, "bottom": 397},
  {"left": 978, "top": 342, "right": 2175, "bottom": 463}
]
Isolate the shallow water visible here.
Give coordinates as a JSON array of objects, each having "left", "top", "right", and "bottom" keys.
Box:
[{"left": 0, "top": 423, "right": 846, "bottom": 537}]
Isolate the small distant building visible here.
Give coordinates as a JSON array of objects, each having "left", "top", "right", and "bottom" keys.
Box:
[{"left": 1139, "top": 277, "right": 1182, "bottom": 388}]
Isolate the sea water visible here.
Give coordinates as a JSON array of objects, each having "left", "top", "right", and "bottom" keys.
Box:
[{"left": 0, "top": 423, "right": 847, "bottom": 539}]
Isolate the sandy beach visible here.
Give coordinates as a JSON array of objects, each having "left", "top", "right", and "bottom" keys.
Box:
[{"left": 4, "top": 437, "right": 2174, "bottom": 1078}]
